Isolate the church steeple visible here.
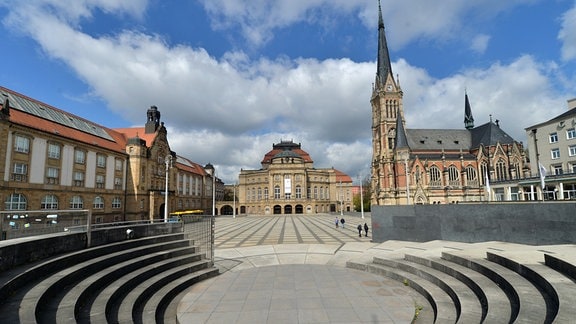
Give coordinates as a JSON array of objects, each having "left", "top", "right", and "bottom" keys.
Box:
[
  {"left": 394, "top": 113, "right": 409, "bottom": 149},
  {"left": 464, "top": 91, "right": 475, "bottom": 129},
  {"left": 376, "top": 0, "right": 393, "bottom": 89}
]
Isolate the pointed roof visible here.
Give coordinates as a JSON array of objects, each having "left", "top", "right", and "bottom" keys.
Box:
[
  {"left": 464, "top": 92, "right": 474, "bottom": 129},
  {"left": 394, "top": 113, "right": 409, "bottom": 149},
  {"left": 470, "top": 121, "right": 515, "bottom": 148},
  {"left": 376, "top": 0, "right": 393, "bottom": 87}
]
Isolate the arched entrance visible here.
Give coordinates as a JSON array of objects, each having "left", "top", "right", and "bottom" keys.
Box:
[
  {"left": 295, "top": 205, "right": 303, "bottom": 214},
  {"left": 284, "top": 205, "right": 292, "bottom": 214},
  {"left": 273, "top": 205, "right": 282, "bottom": 214},
  {"left": 221, "top": 205, "right": 233, "bottom": 215}
]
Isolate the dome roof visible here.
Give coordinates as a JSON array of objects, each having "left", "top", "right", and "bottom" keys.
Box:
[{"left": 261, "top": 140, "right": 313, "bottom": 164}]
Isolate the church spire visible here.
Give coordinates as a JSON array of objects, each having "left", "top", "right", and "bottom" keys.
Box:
[
  {"left": 464, "top": 91, "right": 474, "bottom": 129},
  {"left": 376, "top": 0, "right": 393, "bottom": 88},
  {"left": 395, "top": 112, "right": 409, "bottom": 149}
]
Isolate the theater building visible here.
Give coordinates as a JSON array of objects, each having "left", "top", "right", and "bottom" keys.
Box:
[{"left": 237, "top": 140, "right": 352, "bottom": 214}]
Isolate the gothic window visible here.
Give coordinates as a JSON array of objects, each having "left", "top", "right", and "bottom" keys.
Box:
[
  {"left": 481, "top": 163, "right": 489, "bottom": 185},
  {"left": 495, "top": 159, "right": 507, "bottom": 181},
  {"left": 429, "top": 166, "right": 442, "bottom": 187},
  {"left": 447, "top": 166, "right": 459, "bottom": 186},
  {"left": 465, "top": 166, "right": 477, "bottom": 184}
]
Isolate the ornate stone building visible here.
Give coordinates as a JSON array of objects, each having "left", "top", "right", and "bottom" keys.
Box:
[
  {"left": 370, "top": 3, "right": 528, "bottom": 205},
  {"left": 238, "top": 140, "right": 352, "bottom": 214},
  {"left": 1, "top": 86, "right": 216, "bottom": 225}
]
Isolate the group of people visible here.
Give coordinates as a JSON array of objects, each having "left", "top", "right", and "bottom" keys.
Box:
[{"left": 334, "top": 217, "right": 369, "bottom": 237}]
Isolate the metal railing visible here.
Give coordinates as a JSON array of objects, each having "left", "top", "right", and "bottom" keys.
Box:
[{"left": 180, "top": 214, "right": 214, "bottom": 264}]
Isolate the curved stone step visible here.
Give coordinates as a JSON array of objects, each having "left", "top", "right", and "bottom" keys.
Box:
[
  {"left": 442, "top": 251, "right": 548, "bottom": 324},
  {"left": 85, "top": 254, "right": 207, "bottom": 323},
  {"left": 17, "top": 239, "right": 191, "bottom": 323},
  {"left": 362, "top": 262, "right": 458, "bottom": 323},
  {"left": 404, "top": 254, "right": 512, "bottom": 323},
  {"left": 54, "top": 245, "right": 197, "bottom": 322},
  {"left": 141, "top": 267, "right": 219, "bottom": 324},
  {"left": 116, "top": 260, "right": 213, "bottom": 324},
  {"left": 488, "top": 251, "right": 576, "bottom": 324},
  {"left": 373, "top": 256, "right": 482, "bottom": 323}
]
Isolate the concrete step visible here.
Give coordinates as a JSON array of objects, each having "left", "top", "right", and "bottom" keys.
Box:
[
  {"left": 115, "top": 260, "right": 214, "bottom": 324},
  {"left": 55, "top": 245, "right": 197, "bottom": 322},
  {"left": 405, "top": 254, "right": 512, "bottom": 323},
  {"left": 141, "top": 267, "right": 219, "bottom": 324},
  {"left": 373, "top": 256, "right": 483, "bottom": 324},
  {"left": 18, "top": 239, "right": 191, "bottom": 323},
  {"left": 85, "top": 253, "right": 206, "bottom": 323},
  {"left": 442, "top": 251, "right": 548, "bottom": 324}
]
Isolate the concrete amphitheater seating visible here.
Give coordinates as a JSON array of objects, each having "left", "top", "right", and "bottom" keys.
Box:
[
  {"left": 0, "top": 233, "right": 219, "bottom": 324},
  {"left": 347, "top": 240, "right": 576, "bottom": 324}
]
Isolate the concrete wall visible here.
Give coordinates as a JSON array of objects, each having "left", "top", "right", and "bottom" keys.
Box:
[
  {"left": 0, "top": 222, "right": 182, "bottom": 272},
  {"left": 371, "top": 202, "right": 576, "bottom": 245}
]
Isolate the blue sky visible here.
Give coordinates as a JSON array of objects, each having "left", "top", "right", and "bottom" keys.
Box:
[{"left": 1, "top": 0, "right": 576, "bottom": 184}]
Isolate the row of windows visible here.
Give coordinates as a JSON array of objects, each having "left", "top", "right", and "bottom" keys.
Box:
[
  {"left": 11, "top": 162, "right": 123, "bottom": 189},
  {"left": 551, "top": 145, "right": 576, "bottom": 159},
  {"left": 4, "top": 194, "right": 122, "bottom": 210},
  {"left": 421, "top": 162, "right": 520, "bottom": 187},
  {"left": 246, "top": 185, "right": 341, "bottom": 201},
  {"left": 14, "top": 135, "right": 124, "bottom": 170},
  {"left": 549, "top": 128, "right": 576, "bottom": 143}
]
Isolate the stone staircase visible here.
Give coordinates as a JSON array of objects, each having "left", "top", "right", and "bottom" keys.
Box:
[
  {"left": 0, "top": 233, "right": 219, "bottom": 324},
  {"left": 347, "top": 240, "right": 576, "bottom": 324}
]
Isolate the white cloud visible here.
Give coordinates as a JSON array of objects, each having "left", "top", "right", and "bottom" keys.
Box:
[
  {"left": 470, "top": 34, "right": 490, "bottom": 54},
  {"left": 559, "top": 2, "right": 576, "bottom": 62}
]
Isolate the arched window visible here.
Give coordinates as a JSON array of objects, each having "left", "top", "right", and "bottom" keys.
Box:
[
  {"left": 447, "top": 166, "right": 459, "bottom": 186},
  {"left": 496, "top": 159, "right": 507, "bottom": 181},
  {"left": 41, "top": 194, "right": 59, "bottom": 209},
  {"left": 429, "top": 166, "right": 442, "bottom": 187},
  {"left": 295, "top": 185, "right": 302, "bottom": 199},
  {"left": 93, "top": 196, "right": 104, "bottom": 209},
  {"left": 465, "top": 166, "right": 478, "bottom": 186},
  {"left": 5, "top": 193, "right": 27, "bottom": 210},
  {"left": 70, "top": 196, "right": 83, "bottom": 209},
  {"left": 481, "top": 163, "right": 489, "bottom": 185},
  {"left": 274, "top": 185, "right": 281, "bottom": 199},
  {"left": 112, "top": 197, "right": 122, "bottom": 209}
]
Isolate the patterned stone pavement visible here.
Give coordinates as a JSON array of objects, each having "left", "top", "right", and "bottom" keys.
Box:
[{"left": 214, "top": 213, "right": 373, "bottom": 249}]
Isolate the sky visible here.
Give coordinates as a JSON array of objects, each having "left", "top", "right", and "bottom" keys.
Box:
[{"left": 1, "top": 0, "right": 576, "bottom": 184}]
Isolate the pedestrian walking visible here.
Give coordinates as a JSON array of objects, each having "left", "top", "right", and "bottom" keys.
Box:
[
  {"left": 340, "top": 217, "right": 345, "bottom": 229},
  {"left": 364, "top": 223, "right": 369, "bottom": 237},
  {"left": 357, "top": 224, "right": 362, "bottom": 237},
  {"left": 335, "top": 217, "right": 339, "bottom": 228}
]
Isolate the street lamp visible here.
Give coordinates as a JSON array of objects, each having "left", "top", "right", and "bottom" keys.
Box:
[
  {"left": 233, "top": 182, "right": 236, "bottom": 218},
  {"left": 204, "top": 163, "right": 216, "bottom": 216},
  {"left": 402, "top": 152, "right": 411, "bottom": 205},
  {"left": 164, "top": 155, "right": 172, "bottom": 222},
  {"left": 339, "top": 180, "right": 343, "bottom": 216},
  {"left": 359, "top": 175, "right": 364, "bottom": 219}
]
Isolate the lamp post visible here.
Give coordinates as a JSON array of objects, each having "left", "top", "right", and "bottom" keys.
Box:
[
  {"left": 164, "top": 155, "right": 172, "bottom": 222},
  {"left": 402, "top": 152, "right": 411, "bottom": 205},
  {"left": 359, "top": 175, "right": 364, "bottom": 219},
  {"left": 233, "top": 182, "right": 236, "bottom": 218},
  {"left": 204, "top": 163, "right": 216, "bottom": 216},
  {"left": 339, "top": 180, "right": 343, "bottom": 216}
]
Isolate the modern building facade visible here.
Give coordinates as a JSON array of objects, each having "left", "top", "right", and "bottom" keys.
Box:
[
  {"left": 1, "top": 86, "right": 218, "bottom": 226},
  {"left": 237, "top": 140, "right": 352, "bottom": 215},
  {"left": 370, "top": 3, "right": 528, "bottom": 205},
  {"left": 524, "top": 98, "right": 576, "bottom": 200}
]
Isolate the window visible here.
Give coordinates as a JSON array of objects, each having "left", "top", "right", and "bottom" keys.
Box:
[
  {"left": 92, "top": 196, "right": 104, "bottom": 209},
  {"left": 569, "top": 145, "right": 576, "bottom": 157},
  {"left": 549, "top": 132, "right": 558, "bottom": 143},
  {"left": 295, "top": 185, "right": 302, "bottom": 199},
  {"left": 114, "top": 177, "right": 122, "bottom": 190},
  {"left": 5, "top": 193, "right": 27, "bottom": 210},
  {"left": 465, "top": 166, "right": 477, "bottom": 181},
  {"left": 96, "top": 174, "right": 105, "bottom": 188},
  {"left": 48, "top": 143, "right": 61, "bottom": 159},
  {"left": 75, "top": 149, "right": 86, "bottom": 164},
  {"left": 447, "top": 166, "right": 459, "bottom": 185},
  {"left": 257, "top": 188, "right": 262, "bottom": 200},
  {"left": 96, "top": 154, "right": 106, "bottom": 168},
  {"left": 314, "top": 186, "right": 318, "bottom": 199},
  {"left": 553, "top": 165, "right": 563, "bottom": 175},
  {"left": 429, "top": 166, "right": 442, "bottom": 186},
  {"left": 496, "top": 159, "right": 507, "bottom": 181},
  {"left": 46, "top": 167, "right": 59, "bottom": 184},
  {"left": 551, "top": 148, "right": 560, "bottom": 159},
  {"left": 69, "top": 196, "right": 83, "bottom": 209},
  {"left": 41, "top": 195, "right": 58, "bottom": 209},
  {"left": 274, "top": 185, "right": 281, "bottom": 199},
  {"left": 111, "top": 197, "right": 121, "bottom": 209},
  {"left": 264, "top": 187, "right": 269, "bottom": 199},
  {"left": 14, "top": 135, "right": 30, "bottom": 153},
  {"left": 114, "top": 159, "right": 123, "bottom": 171},
  {"left": 567, "top": 128, "right": 576, "bottom": 140},
  {"left": 74, "top": 171, "right": 85, "bottom": 187},
  {"left": 12, "top": 163, "right": 28, "bottom": 182}
]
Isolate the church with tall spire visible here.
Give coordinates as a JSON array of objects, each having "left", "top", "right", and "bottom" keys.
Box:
[{"left": 370, "top": 1, "right": 529, "bottom": 205}]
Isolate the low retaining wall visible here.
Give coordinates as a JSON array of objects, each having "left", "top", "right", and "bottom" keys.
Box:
[
  {"left": 371, "top": 202, "right": 576, "bottom": 245},
  {"left": 0, "top": 222, "right": 183, "bottom": 272}
]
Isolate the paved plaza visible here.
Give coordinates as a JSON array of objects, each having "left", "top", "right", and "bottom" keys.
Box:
[{"left": 177, "top": 214, "right": 424, "bottom": 323}]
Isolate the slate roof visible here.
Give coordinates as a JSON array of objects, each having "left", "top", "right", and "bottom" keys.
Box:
[{"left": 470, "top": 121, "right": 515, "bottom": 147}]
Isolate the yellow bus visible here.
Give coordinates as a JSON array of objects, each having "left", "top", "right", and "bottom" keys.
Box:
[{"left": 168, "top": 210, "right": 205, "bottom": 222}]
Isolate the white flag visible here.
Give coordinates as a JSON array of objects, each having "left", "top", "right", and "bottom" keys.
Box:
[
  {"left": 485, "top": 170, "right": 491, "bottom": 201},
  {"left": 539, "top": 163, "right": 547, "bottom": 190}
]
